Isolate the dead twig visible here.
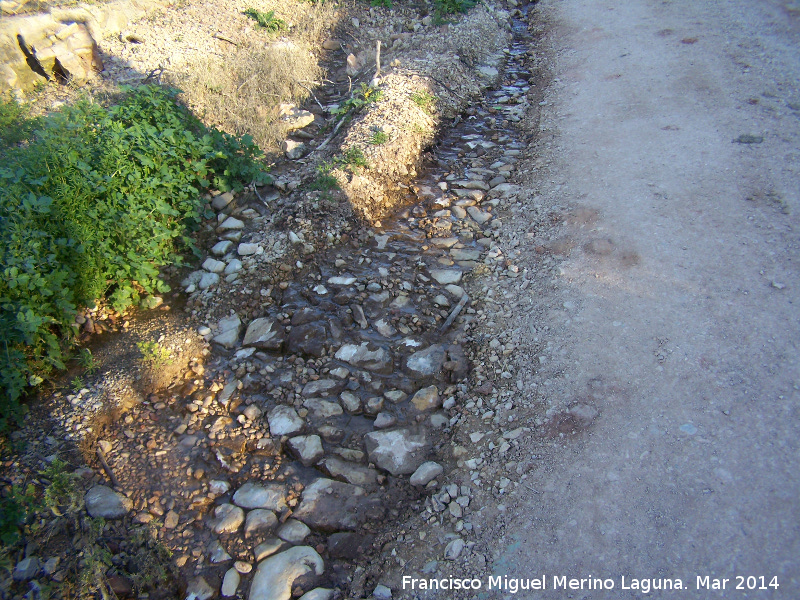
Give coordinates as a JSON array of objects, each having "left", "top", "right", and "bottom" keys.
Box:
[
  {"left": 439, "top": 293, "right": 469, "bottom": 334},
  {"left": 96, "top": 446, "right": 119, "bottom": 488},
  {"left": 297, "top": 81, "right": 324, "bottom": 111},
  {"left": 212, "top": 32, "right": 238, "bottom": 46}
]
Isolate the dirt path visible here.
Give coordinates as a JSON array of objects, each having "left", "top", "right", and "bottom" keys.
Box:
[{"left": 489, "top": 0, "right": 800, "bottom": 596}]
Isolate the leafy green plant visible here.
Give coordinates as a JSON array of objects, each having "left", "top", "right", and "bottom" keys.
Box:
[
  {"left": 411, "top": 89, "right": 437, "bottom": 114},
  {"left": 336, "top": 146, "right": 369, "bottom": 172},
  {"left": 368, "top": 129, "right": 390, "bottom": 145},
  {"left": 70, "top": 377, "right": 85, "bottom": 391},
  {"left": 370, "top": 0, "right": 392, "bottom": 7},
  {"left": 41, "top": 458, "right": 82, "bottom": 517},
  {"left": 137, "top": 341, "right": 172, "bottom": 369},
  {"left": 434, "top": 0, "right": 477, "bottom": 21},
  {"left": 243, "top": 8, "right": 286, "bottom": 32},
  {"left": 76, "top": 348, "right": 98, "bottom": 375},
  {"left": 0, "top": 484, "right": 36, "bottom": 545},
  {"left": 331, "top": 83, "right": 383, "bottom": 123},
  {"left": 0, "top": 85, "right": 269, "bottom": 429}
]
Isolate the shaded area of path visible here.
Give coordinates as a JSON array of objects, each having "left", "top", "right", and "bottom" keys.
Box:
[{"left": 494, "top": 0, "right": 800, "bottom": 597}]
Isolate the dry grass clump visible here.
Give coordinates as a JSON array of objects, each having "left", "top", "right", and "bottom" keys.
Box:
[
  {"left": 169, "top": 0, "right": 335, "bottom": 154},
  {"left": 172, "top": 41, "right": 322, "bottom": 153}
]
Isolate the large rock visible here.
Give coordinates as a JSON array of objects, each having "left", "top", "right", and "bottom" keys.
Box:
[
  {"left": 319, "top": 457, "right": 378, "bottom": 489},
  {"left": 301, "top": 379, "right": 341, "bottom": 397},
  {"left": 279, "top": 104, "right": 315, "bottom": 131},
  {"left": 233, "top": 483, "right": 287, "bottom": 512},
  {"left": 364, "top": 429, "right": 428, "bottom": 475},
  {"left": 410, "top": 461, "right": 443, "bottom": 486},
  {"left": 245, "top": 509, "right": 278, "bottom": 538},
  {"left": 288, "top": 435, "right": 324, "bottom": 466},
  {"left": 213, "top": 314, "right": 242, "bottom": 348},
  {"left": 84, "top": 485, "right": 132, "bottom": 519},
  {"left": 405, "top": 345, "right": 446, "bottom": 379},
  {"left": 410, "top": 386, "right": 441, "bottom": 411},
  {"left": 287, "top": 322, "right": 327, "bottom": 357},
  {"left": 293, "top": 478, "right": 368, "bottom": 532},
  {"left": 212, "top": 504, "right": 245, "bottom": 534},
  {"left": 334, "top": 342, "right": 393, "bottom": 374},
  {"left": 248, "top": 546, "right": 324, "bottom": 600},
  {"left": 243, "top": 318, "right": 285, "bottom": 351},
  {"left": 268, "top": 405, "right": 304, "bottom": 437}
]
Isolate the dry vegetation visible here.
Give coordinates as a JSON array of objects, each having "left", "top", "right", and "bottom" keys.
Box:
[{"left": 167, "top": 0, "right": 335, "bottom": 153}]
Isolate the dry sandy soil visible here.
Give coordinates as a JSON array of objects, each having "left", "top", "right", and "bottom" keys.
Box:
[{"left": 479, "top": 0, "right": 800, "bottom": 597}]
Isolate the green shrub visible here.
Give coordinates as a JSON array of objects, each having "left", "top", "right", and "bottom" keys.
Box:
[
  {"left": 0, "top": 86, "right": 269, "bottom": 429},
  {"left": 243, "top": 8, "right": 286, "bottom": 32},
  {"left": 435, "top": 0, "right": 477, "bottom": 20}
]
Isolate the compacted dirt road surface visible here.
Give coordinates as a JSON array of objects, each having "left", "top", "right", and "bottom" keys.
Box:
[{"left": 490, "top": 0, "right": 800, "bottom": 597}]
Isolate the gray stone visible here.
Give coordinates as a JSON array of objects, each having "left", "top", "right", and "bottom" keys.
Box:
[
  {"left": 243, "top": 318, "right": 285, "bottom": 351},
  {"left": 373, "top": 585, "right": 393, "bottom": 600},
  {"left": 328, "top": 275, "right": 357, "bottom": 285},
  {"left": 221, "top": 568, "right": 241, "bottom": 597},
  {"left": 293, "top": 478, "right": 368, "bottom": 532},
  {"left": 213, "top": 314, "right": 242, "bottom": 348},
  {"left": 383, "top": 390, "right": 407, "bottom": 404},
  {"left": 218, "top": 216, "right": 244, "bottom": 230},
  {"left": 12, "top": 557, "right": 40, "bottom": 581},
  {"left": 198, "top": 271, "right": 220, "bottom": 290},
  {"left": 254, "top": 538, "right": 286, "bottom": 562},
  {"left": 233, "top": 482, "right": 287, "bottom": 512},
  {"left": 212, "top": 191, "right": 235, "bottom": 210},
  {"left": 288, "top": 435, "right": 324, "bottom": 466},
  {"left": 374, "top": 412, "right": 396, "bottom": 429},
  {"left": 335, "top": 342, "right": 392, "bottom": 374},
  {"left": 445, "top": 284, "right": 465, "bottom": 299},
  {"left": 320, "top": 457, "right": 379, "bottom": 489},
  {"left": 299, "top": 589, "right": 334, "bottom": 600},
  {"left": 203, "top": 257, "right": 226, "bottom": 273},
  {"left": 467, "top": 206, "right": 492, "bottom": 224},
  {"left": 411, "top": 386, "right": 441, "bottom": 411},
  {"left": 450, "top": 248, "right": 481, "bottom": 261},
  {"left": 209, "top": 539, "right": 232, "bottom": 563},
  {"left": 429, "top": 269, "right": 462, "bottom": 285},
  {"left": 268, "top": 405, "right": 304, "bottom": 437},
  {"left": 365, "top": 396, "right": 384, "bottom": 415},
  {"left": 364, "top": 429, "right": 428, "bottom": 475},
  {"left": 217, "top": 379, "right": 240, "bottom": 407},
  {"left": 373, "top": 318, "right": 397, "bottom": 338},
  {"left": 245, "top": 509, "right": 278, "bottom": 538},
  {"left": 212, "top": 504, "right": 245, "bottom": 534},
  {"left": 84, "top": 485, "right": 132, "bottom": 519},
  {"left": 287, "top": 322, "right": 327, "bottom": 357},
  {"left": 185, "top": 576, "right": 214, "bottom": 600},
  {"left": 279, "top": 105, "right": 315, "bottom": 131},
  {"left": 238, "top": 243, "right": 261, "bottom": 256},
  {"left": 248, "top": 546, "right": 324, "bottom": 600},
  {"left": 282, "top": 139, "right": 306, "bottom": 159},
  {"left": 405, "top": 345, "right": 447, "bottom": 379},
  {"left": 444, "top": 538, "right": 465, "bottom": 560},
  {"left": 302, "top": 379, "right": 340, "bottom": 397},
  {"left": 339, "top": 391, "right": 362, "bottom": 414},
  {"left": 410, "top": 461, "right": 443, "bottom": 486},
  {"left": 303, "top": 399, "right": 343, "bottom": 418},
  {"left": 277, "top": 519, "right": 311, "bottom": 543},
  {"left": 224, "top": 259, "right": 243, "bottom": 275}
]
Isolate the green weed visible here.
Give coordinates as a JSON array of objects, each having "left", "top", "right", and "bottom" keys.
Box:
[
  {"left": 435, "top": 0, "right": 477, "bottom": 20},
  {"left": 0, "top": 484, "right": 36, "bottom": 545},
  {"left": 370, "top": 0, "right": 392, "bottom": 7},
  {"left": 337, "top": 146, "right": 369, "bottom": 172},
  {"left": 368, "top": 129, "right": 390, "bottom": 145},
  {"left": 244, "top": 8, "right": 286, "bottom": 32},
  {"left": 411, "top": 90, "right": 437, "bottom": 114},
  {"left": 331, "top": 83, "right": 383, "bottom": 123},
  {"left": 0, "top": 85, "right": 269, "bottom": 429},
  {"left": 137, "top": 341, "right": 172, "bottom": 369},
  {"left": 76, "top": 348, "right": 98, "bottom": 375},
  {"left": 41, "top": 458, "right": 82, "bottom": 517}
]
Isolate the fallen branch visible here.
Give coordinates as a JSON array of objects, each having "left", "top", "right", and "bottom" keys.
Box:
[
  {"left": 439, "top": 293, "right": 469, "bottom": 334},
  {"left": 96, "top": 446, "right": 119, "bottom": 488}
]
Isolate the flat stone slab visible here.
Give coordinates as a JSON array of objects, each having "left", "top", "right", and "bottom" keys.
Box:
[
  {"left": 364, "top": 429, "right": 429, "bottom": 476},
  {"left": 293, "top": 478, "right": 368, "bottom": 532},
  {"left": 248, "top": 546, "right": 324, "bottom": 600},
  {"left": 84, "top": 485, "right": 132, "bottom": 519}
]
